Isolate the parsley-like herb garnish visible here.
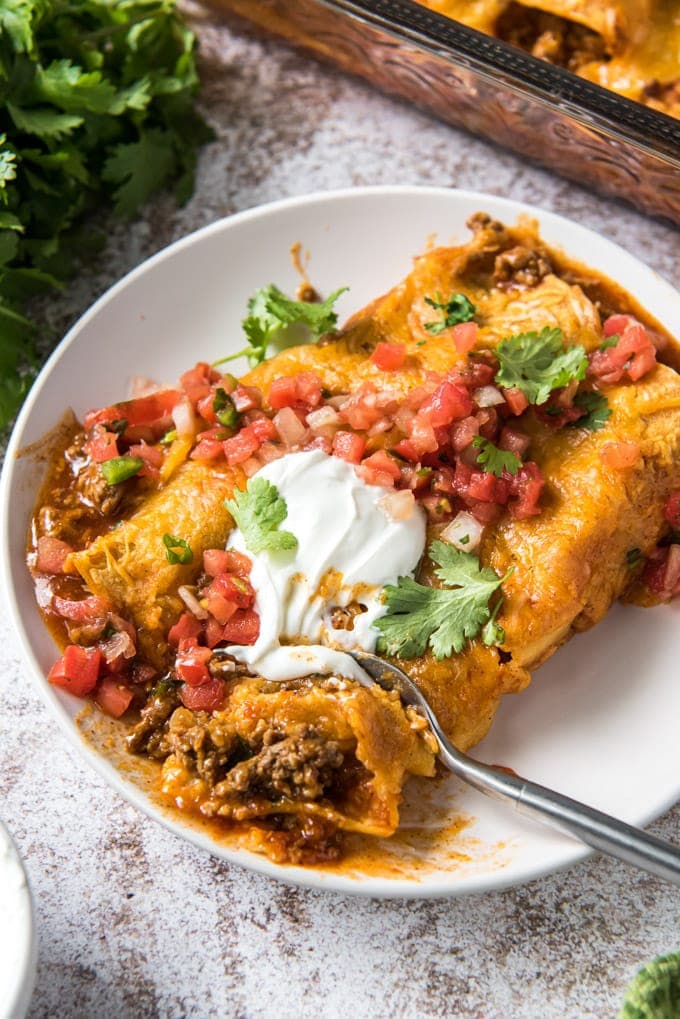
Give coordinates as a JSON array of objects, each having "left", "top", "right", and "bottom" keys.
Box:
[
  {"left": 225, "top": 477, "right": 298, "bottom": 555},
  {"left": 424, "top": 292, "right": 476, "bottom": 335},
  {"left": 571, "top": 391, "right": 612, "bottom": 431},
  {"left": 375, "top": 541, "right": 512, "bottom": 660},
  {"left": 163, "top": 534, "right": 193, "bottom": 565},
  {"left": 495, "top": 327, "right": 588, "bottom": 406},
  {"left": 472, "top": 436, "right": 522, "bottom": 477},
  {"left": 0, "top": 0, "right": 211, "bottom": 432},
  {"left": 215, "top": 285, "right": 347, "bottom": 368}
]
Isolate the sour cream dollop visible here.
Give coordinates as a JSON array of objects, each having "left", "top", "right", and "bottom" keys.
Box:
[{"left": 226, "top": 449, "right": 426, "bottom": 683}]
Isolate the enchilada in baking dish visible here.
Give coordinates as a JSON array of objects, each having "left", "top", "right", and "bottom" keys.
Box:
[
  {"left": 28, "top": 212, "right": 680, "bottom": 863},
  {"left": 419, "top": 0, "right": 680, "bottom": 117}
]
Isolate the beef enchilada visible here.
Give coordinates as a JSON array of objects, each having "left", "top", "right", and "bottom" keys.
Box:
[
  {"left": 419, "top": 0, "right": 680, "bottom": 117},
  {"left": 28, "top": 212, "right": 680, "bottom": 864}
]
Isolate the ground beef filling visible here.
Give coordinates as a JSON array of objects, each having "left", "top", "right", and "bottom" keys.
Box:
[{"left": 495, "top": 4, "right": 609, "bottom": 71}]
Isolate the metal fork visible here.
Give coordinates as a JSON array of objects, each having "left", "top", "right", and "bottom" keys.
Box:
[{"left": 349, "top": 649, "right": 680, "bottom": 885}]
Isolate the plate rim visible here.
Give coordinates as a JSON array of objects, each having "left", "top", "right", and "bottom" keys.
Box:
[{"left": 2, "top": 183, "right": 678, "bottom": 899}]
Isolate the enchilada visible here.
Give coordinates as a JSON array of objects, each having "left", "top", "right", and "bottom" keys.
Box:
[
  {"left": 419, "top": 0, "right": 680, "bottom": 117},
  {"left": 28, "top": 212, "right": 680, "bottom": 863}
]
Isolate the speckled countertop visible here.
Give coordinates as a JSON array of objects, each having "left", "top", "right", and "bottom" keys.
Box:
[{"left": 2, "top": 5, "right": 680, "bottom": 1018}]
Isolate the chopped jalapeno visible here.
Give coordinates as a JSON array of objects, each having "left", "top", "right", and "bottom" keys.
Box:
[
  {"left": 101, "top": 456, "right": 144, "bottom": 485},
  {"left": 213, "top": 387, "right": 240, "bottom": 429},
  {"left": 163, "top": 533, "right": 193, "bottom": 565}
]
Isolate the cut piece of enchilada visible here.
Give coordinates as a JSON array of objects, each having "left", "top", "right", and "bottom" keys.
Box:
[
  {"left": 30, "top": 212, "right": 680, "bottom": 862},
  {"left": 418, "top": 0, "right": 680, "bottom": 117}
]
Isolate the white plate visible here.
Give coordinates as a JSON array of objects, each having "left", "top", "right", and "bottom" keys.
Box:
[
  {"left": 2, "top": 186, "right": 679, "bottom": 898},
  {"left": 0, "top": 822, "right": 36, "bottom": 1019}
]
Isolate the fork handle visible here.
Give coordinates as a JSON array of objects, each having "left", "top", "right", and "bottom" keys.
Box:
[{"left": 438, "top": 741, "right": 680, "bottom": 884}]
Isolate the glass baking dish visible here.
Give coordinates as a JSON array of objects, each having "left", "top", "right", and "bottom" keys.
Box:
[{"left": 207, "top": 0, "right": 680, "bottom": 225}]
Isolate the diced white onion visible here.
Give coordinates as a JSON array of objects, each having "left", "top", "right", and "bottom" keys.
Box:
[
  {"left": 664, "top": 545, "right": 680, "bottom": 592},
  {"left": 172, "top": 397, "right": 197, "bottom": 438},
  {"left": 473, "top": 385, "right": 505, "bottom": 408},
  {"left": 378, "top": 488, "right": 415, "bottom": 521},
  {"left": 306, "top": 406, "right": 340, "bottom": 429},
  {"left": 178, "top": 585, "right": 209, "bottom": 620},
  {"left": 273, "top": 406, "right": 307, "bottom": 447},
  {"left": 440, "top": 511, "right": 485, "bottom": 552},
  {"left": 241, "top": 457, "right": 262, "bottom": 478},
  {"left": 129, "top": 375, "right": 163, "bottom": 398}
]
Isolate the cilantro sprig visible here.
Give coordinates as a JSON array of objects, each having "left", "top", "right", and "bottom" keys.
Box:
[
  {"left": 424, "top": 292, "right": 476, "bottom": 335},
  {"left": 376, "top": 541, "right": 512, "bottom": 660},
  {"left": 216, "top": 285, "right": 347, "bottom": 368},
  {"left": 570, "top": 391, "right": 611, "bottom": 431},
  {"left": 225, "top": 478, "right": 298, "bottom": 555},
  {"left": 495, "top": 327, "right": 588, "bottom": 405},
  {"left": 0, "top": 0, "right": 212, "bottom": 431},
  {"left": 472, "top": 436, "right": 522, "bottom": 477}
]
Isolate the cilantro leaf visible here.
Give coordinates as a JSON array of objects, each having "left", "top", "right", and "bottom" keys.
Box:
[
  {"left": 218, "top": 285, "right": 348, "bottom": 367},
  {"left": 102, "top": 129, "right": 177, "bottom": 218},
  {"left": 472, "top": 436, "right": 522, "bottom": 477},
  {"left": 495, "top": 327, "right": 588, "bottom": 405},
  {"left": 375, "top": 541, "right": 511, "bottom": 660},
  {"left": 424, "top": 292, "right": 476, "bottom": 335},
  {"left": 571, "top": 390, "right": 611, "bottom": 431},
  {"left": 225, "top": 477, "right": 298, "bottom": 555}
]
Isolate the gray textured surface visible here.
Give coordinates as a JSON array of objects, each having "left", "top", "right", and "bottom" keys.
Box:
[{"left": 2, "top": 4, "right": 679, "bottom": 1017}]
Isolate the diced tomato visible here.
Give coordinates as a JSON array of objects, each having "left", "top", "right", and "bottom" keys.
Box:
[
  {"left": 191, "top": 436, "right": 225, "bottom": 461},
  {"left": 503, "top": 387, "right": 529, "bottom": 416},
  {"left": 475, "top": 407, "right": 499, "bottom": 440},
  {"left": 420, "top": 494, "right": 453, "bottom": 522},
  {"left": 226, "top": 550, "right": 253, "bottom": 577},
  {"left": 332, "top": 430, "right": 366, "bottom": 464},
  {"left": 498, "top": 426, "right": 531, "bottom": 458},
  {"left": 168, "top": 612, "right": 204, "bottom": 648},
  {"left": 36, "top": 535, "right": 74, "bottom": 574},
  {"left": 208, "top": 573, "right": 254, "bottom": 609},
  {"left": 84, "top": 425, "right": 119, "bottom": 463},
  {"left": 509, "top": 462, "right": 544, "bottom": 518},
  {"left": 205, "top": 593, "right": 238, "bottom": 626},
  {"left": 269, "top": 372, "right": 322, "bottom": 412},
  {"left": 48, "top": 645, "right": 102, "bottom": 697},
  {"left": 222, "top": 427, "right": 260, "bottom": 465},
  {"left": 95, "top": 678, "right": 134, "bottom": 718},
  {"left": 203, "top": 549, "right": 233, "bottom": 577},
  {"left": 128, "top": 440, "right": 164, "bottom": 479},
  {"left": 303, "top": 434, "right": 333, "bottom": 455},
  {"left": 409, "top": 415, "right": 438, "bottom": 456},
  {"left": 52, "top": 594, "right": 110, "bottom": 623},
  {"left": 85, "top": 390, "right": 181, "bottom": 433},
  {"left": 448, "top": 360, "right": 496, "bottom": 390},
  {"left": 418, "top": 381, "right": 473, "bottom": 428},
  {"left": 196, "top": 391, "right": 217, "bottom": 423},
  {"left": 450, "top": 416, "right": 479, "bottom": 451},
  {"left": 179, "top": 678, "right": 226, "bottom": 712},
  {"left": 468, "top": 500, "right": 502, "bottom": 524},
  {"left": 664, "top": 491, "right": 680, "bottom": 530},
  {"left": 356, "top": 450, "right": 401, "bottom": 488},
  {"left": 451, "top": 321, "right": 478, "bottom": 354},
  {"left": 599, "top": 441, "right": 640, "bottom": 469},
  {"left": 603, "top": 314, "right": 635, "bottom": 336},
  {"left": 180, "top": 363, "right": 220, "bottom": 404},
  {"left": 205, "top": 616, "right": 226, "bottom": 648},
  {"left": 232, "top": 385, "right": 263, "bottom": 412},
  {"left": 466, "top": 471, "right": 501, "bottom": 503},
  {"left": 589, "top": 322, "right": 657, "bottom": 384},
  {"left": 176, "top": 644, "right": 213, "bottom": 687},
  {"left": 370, "top": 342, "right": 406, "bottom": 371},
  {"left": 391, "top": 438, "right": 420, "bottom": 462},
  {"left": 643, "top": 546, "right": 680, "bottom": 598},
  {"left": 221, "top": 609, "right": 260, "bottom": 645},
  {"left": 249, "top": 416, "right": 278, "bottom": 442}
]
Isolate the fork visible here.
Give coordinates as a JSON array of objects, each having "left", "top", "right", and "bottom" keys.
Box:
[{"left": 348, "top": 649, "right": 680, "bottom": 885}]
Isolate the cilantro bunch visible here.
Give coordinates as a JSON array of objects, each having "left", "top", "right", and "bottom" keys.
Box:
[{"left": 0, "top": 0, "right": 212, "bottom": 429}]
